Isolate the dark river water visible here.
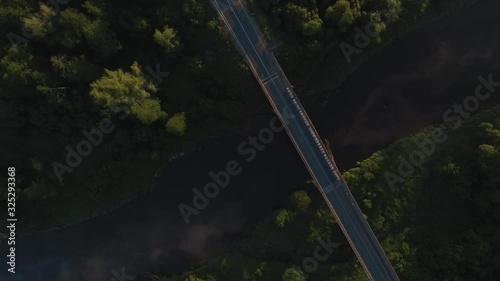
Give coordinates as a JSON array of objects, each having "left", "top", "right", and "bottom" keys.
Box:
[{"left": 2, "top": 0, "right": 500, "bottom": 280}]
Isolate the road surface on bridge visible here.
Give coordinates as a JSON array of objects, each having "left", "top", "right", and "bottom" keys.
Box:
[{"left": 211, "top": 0, "right": 401, "bottom": 280}]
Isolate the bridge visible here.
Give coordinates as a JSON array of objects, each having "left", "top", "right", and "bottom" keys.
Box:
[{"left": 210, "top": 0, "right": 401, "bottom": 280}]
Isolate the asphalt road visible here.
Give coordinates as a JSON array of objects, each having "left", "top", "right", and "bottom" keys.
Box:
[{"left": 211, "top": 0, "right": 401, "bottom": 280}]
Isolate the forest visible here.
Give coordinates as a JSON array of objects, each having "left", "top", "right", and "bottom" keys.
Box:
[
  {"left": 143, "top": 101, "right": 500, "bottom": 281},
  {"left": 0, "top": 0, "right": 476, "bottom": 233}
]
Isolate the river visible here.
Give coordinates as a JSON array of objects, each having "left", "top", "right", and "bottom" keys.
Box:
[{"left": 1, "top": 0, "right": 499, "bottom": 280}]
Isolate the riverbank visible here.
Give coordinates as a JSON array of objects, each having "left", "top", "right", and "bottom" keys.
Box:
[{"left": 148, "top": 102, "right": 500, "bottom": 281}]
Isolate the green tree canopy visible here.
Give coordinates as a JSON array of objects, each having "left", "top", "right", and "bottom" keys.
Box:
[
  {"left": 83, "top": 19, "right": 122, "bottom": 56},
  {"left": 290, "top": 190, "right": 311, "bottom": 212},
  {"left": 154, "top": 25, "right": 182, "bottom": 52},
  {"left": 131, "top": 98, "right": 167, "bottom": 125},
  {"left": 302, "top": 15, "right": 323, "bottom": 37},
  {"left": 90, "top": 61, "right": 167, "bottom": 124},
  {"left": 90, "top": 61, "right": 152, "bottom": 106},
  {"left": 0, "top": 46, "right": 45, "bottom": 85},
  {"left": 282, "top": 267, "right": 306, "bottom": 281},
  {"left": 50, "top": 55, "right": 99, "bottom": 82},
  {"left": 325, "top": 0, "right": 360, "bottom": 32},
  {"left": 274, "top": 209, "right": 289, "bottom": 228},
  {"left": 51, "top": 55, "right": 76, "bottom": 78},
  {"left": 82, "top": 0, "right": 105, "bottom": 18},
  {"left": 182, "top": 0, "right": 206, "bottom": 25},
  {"left": 281, "top": 3, "right": 309, "bottom": 33},
  {"left": 57, "top": 8, "right": 89, "bottom": 48},
  {"left": 166, "top": 112, "right": 187, "bottom": 136},
  {"left": 22, "top": 3, "right": 56, "bottom": 37}
]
